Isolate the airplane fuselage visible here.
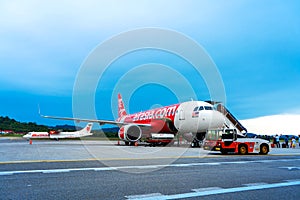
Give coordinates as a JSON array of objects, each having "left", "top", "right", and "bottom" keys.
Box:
[
  {"left": 23, "top": 123, "right": 93, "bottom": 139},
  {"left": 174, "top": 101, "right": 225, "bottom": 133},
  {"left": 117, "top": 101, "right": 224, "bottom": 137},
  {"left": 40, "top": 94, "right": 226, "bottom": 145}
]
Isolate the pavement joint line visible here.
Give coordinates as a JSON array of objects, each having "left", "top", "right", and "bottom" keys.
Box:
[
  {"left": 0, "top": 157, "right": 300, "bottom": 165},
  {"left": 1, "top": 158, "right": 300, "bottom": 176},
  {"left": 0, "top": 155, "right": 224, "bottom": 164},
  {"left": 1, "top": 154, "right": 300, "bottom": 165}
]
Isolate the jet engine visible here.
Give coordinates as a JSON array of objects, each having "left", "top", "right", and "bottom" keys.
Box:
[{"left": 118, "top": 124, "right": 142, "bottom": 142}]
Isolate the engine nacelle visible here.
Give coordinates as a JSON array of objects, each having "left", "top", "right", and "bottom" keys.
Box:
[{"left": 118, "top": 124, "right": 142, "bottom": 142}]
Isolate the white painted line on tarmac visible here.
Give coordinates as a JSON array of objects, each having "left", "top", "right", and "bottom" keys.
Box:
[
  {"left": 42, "top": 169, "right": 71, "bottom": 173},
  {"left": 134, "top": 165, "right": 160, "bottom": 169},
  {"left": 285, "top": 179, "right": 300, "bottom": 182},
  {"left": 191, "top": 187, "right": 223, "bottom": 192},
  {"left": 243, "top": 182, "right": 268, "bottom": 186},
  {"left": 126, "top": 193, "right": 163, "bottom": 199},
  {"left": 1, "top": 158, "right": 300, "bottom": 176},
  {"left": 279, "top": 166, "right": 300, "bottom": 170},
  {"left": 125, "top": 180, "right": 300, "bottom": 200}
]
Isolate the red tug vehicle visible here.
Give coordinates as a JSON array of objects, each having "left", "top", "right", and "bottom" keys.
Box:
[{"left": 203, "top": 128, "right": 270, "bottom": 155}]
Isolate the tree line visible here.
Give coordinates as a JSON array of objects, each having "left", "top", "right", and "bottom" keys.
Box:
[
  {"left": 0, "top": 116, "right": 119, "bottom": 138},
  {"left": 0, "top": 116, "right": 75, "bottom": 133}
]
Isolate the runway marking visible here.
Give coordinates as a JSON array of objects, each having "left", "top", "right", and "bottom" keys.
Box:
[
  {"left": 243, "top": 182, "right": 268, "bottom": 186},
  {"left": 279, "top": 166, "right": 300, "bottom": 170},
  {"left": 125, "top": 180, "right": 300, "bottom": 199},
  {"left": 191, "top": 187, "right": 223, "bottom": 192},
  {"left": 286, "top": 179, "right": 300, "bottom": 182},
  {"left": 126, "top": 193, "right": 163, "bottom": 199},
  {"left": 0, "top": 158, "right": 300, "bottom": 176}
]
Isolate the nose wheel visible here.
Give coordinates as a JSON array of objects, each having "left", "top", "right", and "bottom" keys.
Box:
[
  {"left": 191, "top": 138, "right": 203, "bottom": 148},
  {"left": 190, "top": 132, "right": 205, "bottom": 148}
]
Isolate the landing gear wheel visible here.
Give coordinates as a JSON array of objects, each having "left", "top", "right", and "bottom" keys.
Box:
[
  {"left": 149, "top": 143, "right": 156, "bottom": 147},
  {"left": 259, "top": 144, "right": 269, "bottom": 155},
  {"left": 238, "top": 145, "right": 248, "bottom": 155},
  {"left": 191, "top": 142, "right": 195, "bottom": 148},
  {"left": 129, "top": 142, "right": 135, "bottom": 146},
  {"left": 191, "top": 139, "right": 200, "bottom": 148},
  {"left": 162, "top": 143, "right": 169, "bottom": 147}
]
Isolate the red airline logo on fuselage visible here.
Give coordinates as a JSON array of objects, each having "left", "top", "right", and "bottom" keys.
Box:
[
  {"left": 32, "top": 133, "right": 49, "bottom": 137},
  {"left": 125, "top": 104, "right": 180, "bottom": 122}
]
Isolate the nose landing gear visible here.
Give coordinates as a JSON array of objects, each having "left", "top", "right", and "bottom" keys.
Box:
[{"left": 190, "top": 132, "right": 205, "bottom": 148}]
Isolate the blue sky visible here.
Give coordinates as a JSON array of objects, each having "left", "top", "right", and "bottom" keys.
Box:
[{"left": 1, "top": 0, "right": 300, "bottom": 127}]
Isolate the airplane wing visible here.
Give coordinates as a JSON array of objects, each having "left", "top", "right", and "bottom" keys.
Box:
[{"left": 40, "top": 113, "right": 151, "bottom": 127}]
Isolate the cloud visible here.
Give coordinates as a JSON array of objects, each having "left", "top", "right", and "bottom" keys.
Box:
[{"left": 240, "top": 114, "right": 300, "bottom": 135}]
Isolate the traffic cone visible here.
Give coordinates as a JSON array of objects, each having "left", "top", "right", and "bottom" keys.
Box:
[
  {"left": 29, "top": 139, "right": 32, "bottom": 145},
  {"left": 117, "top": 140, "right": 120, "bottom": 145},
  {"left": 134, "top": 141, "right": 138, "bottom": 147}
]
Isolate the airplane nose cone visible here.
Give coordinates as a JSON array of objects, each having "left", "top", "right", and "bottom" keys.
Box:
[
  {"left": 203, "top": 111, "right": 225, "bottom": 128},
  {"left": 209, "top": 110, "right": 225, "bottom": 128}
]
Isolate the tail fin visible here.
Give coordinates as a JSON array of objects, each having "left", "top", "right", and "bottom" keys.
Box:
[
  {"left": 118, "top": 93, "right": 127, "bottom": 118},
  {"left": 81, "top": 123, "right": 93, "bottom": 134}
]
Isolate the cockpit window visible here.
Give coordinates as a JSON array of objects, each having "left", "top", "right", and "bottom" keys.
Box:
[
  {"left": 193, "top": 107, "right": 199, "bottom": 111},
  {"left": 204, "top": 106, "right": 213, "bottom": 110},
  {"left": 199, "top": 106, "right": 204, "bottom": 111}
]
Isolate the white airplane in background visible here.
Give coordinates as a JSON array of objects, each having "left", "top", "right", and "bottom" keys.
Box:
[
  {"left": 23, "top": 123, "right": 93, "bottom": 140},
  {"left": 40, "top": 94, "right": 226, "bottom": 147}
]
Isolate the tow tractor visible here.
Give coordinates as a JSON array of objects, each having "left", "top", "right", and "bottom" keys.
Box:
[{"left": 203, "top": 128, "right": 270, "bottom": 155}]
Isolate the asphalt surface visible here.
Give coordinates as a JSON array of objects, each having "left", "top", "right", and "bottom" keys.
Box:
[{"left": 1, "top": 138, "right": 300, "bottom": 199}]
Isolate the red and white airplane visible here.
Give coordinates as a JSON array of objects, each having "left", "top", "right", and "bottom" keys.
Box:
[
  {"left": 23, "top": 123, "right": 93, "bottom": 140},
  {"left": 41, "top": 94, "right": 225, "bottom": 146}
]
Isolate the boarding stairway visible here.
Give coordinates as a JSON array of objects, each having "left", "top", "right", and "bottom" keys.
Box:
[{"left": 206, "top": 101, "right": 247, "bottom": 135}]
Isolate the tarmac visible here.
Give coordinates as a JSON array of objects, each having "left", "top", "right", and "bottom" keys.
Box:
[
  {"left": 1, "top": 137, "right": 300, "bottom": 164},
  {"left": 2, "top": 137, "right": 300, "bottom": 200}
]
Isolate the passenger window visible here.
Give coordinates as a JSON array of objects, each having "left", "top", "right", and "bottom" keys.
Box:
[
  {"left": 199, "top": 106, "right": 204, "bottom": 111},
  {"left": 193, "top": 107, "right": 199, "bottom": 111},
  {"left": 204, "top": 106, "right": 213, "bottom": 110}
]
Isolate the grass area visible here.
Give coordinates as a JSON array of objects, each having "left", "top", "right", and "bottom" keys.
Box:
[{"left": 0, "top": 134, "right": 24, "bottom": 137}]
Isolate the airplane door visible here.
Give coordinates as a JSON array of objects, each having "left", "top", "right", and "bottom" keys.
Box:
[{"left": 179, "top": 109, "right": 185, "bottom": 120}]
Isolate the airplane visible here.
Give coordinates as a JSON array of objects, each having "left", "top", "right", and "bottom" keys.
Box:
[
  {"left": 40, "top": 94, "right": 225, "bottom": 147},
  {"left": 23, "top": 123, "right": 93, "bottom": 140}
]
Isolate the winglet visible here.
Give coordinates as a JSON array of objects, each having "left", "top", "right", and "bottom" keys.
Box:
[
  {"left": 118, "top": 93, "right": 127, "bottom": 118},
  {"left": 38, "top": 104, "right": 40, "bottom": 115},
  {"left": 38, "top": 104, "right": 43, "bottom": 117},
  {"left": 38, "top": 104, "right": 48, "bottom": 118}
]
